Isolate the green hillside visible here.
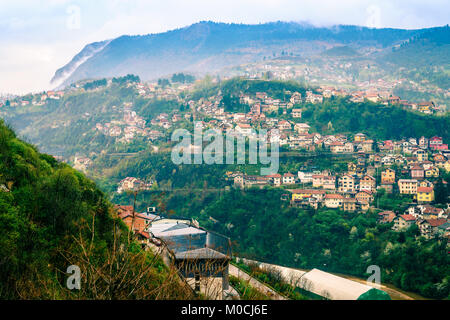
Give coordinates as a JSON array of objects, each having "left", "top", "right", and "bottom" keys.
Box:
[
  {"left": 0, "top": 120, "right": 193, "bottom": 299},
  {"left": 383, "top": 26, "right": 450, "bottom": 68},
  {"left": 301, "top": 96, "right": 450, "bottom": 141},
  {"left": 161, "top": 188, "right": 450, "bottom": 299}
]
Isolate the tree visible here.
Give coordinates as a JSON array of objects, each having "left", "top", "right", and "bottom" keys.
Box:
[{"left": 434, "top": 179, "right": 449, "bottom": 204}]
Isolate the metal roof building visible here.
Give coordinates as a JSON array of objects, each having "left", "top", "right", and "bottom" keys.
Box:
[
  {"left": 148, "top": 220, "right": 231, "bottom": 257},
  {"left": 147, "top": 218, "right": 233, "bottom": 299}
]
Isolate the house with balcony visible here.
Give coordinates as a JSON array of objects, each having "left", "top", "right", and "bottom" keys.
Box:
[
  {"left": 324, "top": 194, "right": 344, "bottom": 208},
  {"left": 338, "top": 175, "right": 355, "bottom": 193},
  {"left": 398, "top": 179, "right": 418, "bottom": 195},
  {"left": 416, "top": 187, "right": 434, "bottom": 203},
  {"left": 393, "top": 215, "right": 416, "bottom": 231}
]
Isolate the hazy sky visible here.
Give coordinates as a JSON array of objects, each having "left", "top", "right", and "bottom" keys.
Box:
[{"left": 1, "top": 0, "right": 449, "bottom": 95}]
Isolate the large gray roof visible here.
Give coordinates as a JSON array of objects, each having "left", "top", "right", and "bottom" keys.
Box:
[{"left": 175, "top": 247, "right": 230, "bottom": 260}]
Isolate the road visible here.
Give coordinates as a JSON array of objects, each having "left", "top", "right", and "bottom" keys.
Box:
[
  {"left": 229, "top": 264, "right": 288, "bottom": 300},
  {"left": 237, "top": 258, "right": 421, "bottom": 300}
]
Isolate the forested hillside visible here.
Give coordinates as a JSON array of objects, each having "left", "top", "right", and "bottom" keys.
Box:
[
  {"left": 51, "top": 21, "right": 431, "bottom": 86},
  {"left": 0, "top": 120, "right": 193, "bottom": 299},
  {"left": 2, "top": 82, "right": 184, "bottom": 156},
  {"left": 301, "top": 96, "right": 450, "bottom": 141},
  {"left": 159, "top": 188, "right": 450, "bottom": 299},
  {"left": 383, "top": 25, "right": 450, "bottom": 69},
  {"left": 3, "top": 78, "right": 449, "bottom": 163},
  {"left": 196, "top": 78, "right": 450, "bottom": 141}
]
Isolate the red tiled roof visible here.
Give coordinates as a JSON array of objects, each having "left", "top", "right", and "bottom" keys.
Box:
[
  {"left": 284, "top": 172, "right": 295, "bottom": 177},
  {"left": 325, "top": 194, "right": 344, "bottom": 199},
  {"left": 114, "top": 204, "right": 134, "bottom": 212},
  {"left": 290, "top": 189, "right": 325, "bottom": 194},
  {"left": 417, "top": 187, "right": 433, "bottom": 193},
  {"left": 400, "top": 214, "right": 416, "bottom": 221},
  {"left": 426, "top": 219, "right": 447, "bottom": 227},
  {"left": 423, "top": 206, "right": 444, "bottom": 215},
  {"left": 138, "top": 231, "right": 150, "bottom": 239}
]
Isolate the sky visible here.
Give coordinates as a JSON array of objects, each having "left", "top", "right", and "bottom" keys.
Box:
[{"left": 0, "top": 0, "right": 449, "bottom": 95}]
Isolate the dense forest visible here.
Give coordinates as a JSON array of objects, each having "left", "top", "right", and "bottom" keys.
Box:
[
  {"left": 0, "top": 120, "right": 193, "bottom": 299},
  {"left": 383, "top": 25, "right": 450, "bottom": 69},
  {"left": 152, "top": 188, "right": 449, "bottom": 299},
  {"left": 301, "top": 96, "right": 450, "bottom": 141}
]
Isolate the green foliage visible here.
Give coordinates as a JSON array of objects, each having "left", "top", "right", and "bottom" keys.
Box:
[
  {"left": 157, "top": 78, "right": 170, "bottom": 88},
  {"left": 220, "top": 94, "right": 249, "bottom": 113},
  {"left": 232, "top": 261, "right": 308, "bottom": 300},
  {"left": 157, "top": 188, "right": 449, "bottom": 299},
  {"left": 229, "top": 275, "right": 269, "bottom": 300},
  {"left": 220, "top": 78, "right": 307, "bottom": 100},
  {"left": 301, "top": 96, "right": 450, "bottom": 141},
  {"left": 112, "top": 74, "right": 140, "bottom": 85},
  {"left": 384, "top": 26, "right": 450, "bottom": 69},
  {"left": 434, "top": 173, "right": 450, "bottom": 205},
  {"left": 0, "top": 120, "right": 191, "bottom": 299},
  {"left": 171, "top": 73, "right": 195, "bottom": 84},
  {"left": 83, "top": 78, "right": 107, "bottom": 90}
]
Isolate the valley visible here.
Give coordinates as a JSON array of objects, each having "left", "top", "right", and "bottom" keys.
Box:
[{"left": 0, "top": 20, "right": 449, "bottom": 301}]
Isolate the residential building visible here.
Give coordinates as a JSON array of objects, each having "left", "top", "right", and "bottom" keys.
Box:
[
  {"left": 393, "top": 215, "right": 416, "bottom": 231},
  {"left": 267, "top": 173, "right": 282, "bottom": 186},
  {"left": 416, "top": 187, "right": 434, "bottom": 203},
  {"left": 417, "top": 219, "right": 448, "bottom": 239},
  {"left": 381, "top": 168, "right": 396, "bottom": 184},
  {"left": 235, "top": 123, "right": 253, "bottom": 136},
  {"left": 359, "top": 175, "right": 376, "bottom": 192},
  {"left": 412, "top": 149, "right": 427, "bottom": 162},
  {"left": 323, "top": 176, "right": 336, "bottom": 190},
  {"left": 425, "top": 166, "right": 439, "bottom": 178},
  {"left": 429, "top": 136, "right": 443, "bottom": 149},
  {"left": 398, "top": 179, "right": 418, "bottom": 194},
  {"left": 356, "top": 191, "right": 373, "bottom": 203},
  {"left": 297, "top": 171, "right": 314, "bottom": 183},
  {"left": 378, "top": 211, "right": 396, "bottom": 224},
  {"left": 291, "top": 109, "right": 302, "bottom": 118},
  {"left": 338, "top": 175, "right": 355, "bottom": 193},
  {"left": 324, "top": 194, "right": 344, "bottom": 208},
  {"left": 291, "top": 189, "right": 326, "bottom": 202},
  {"left": 354, "top": 133, "right": 366, "bottom": 142},
  {"left": 282, "top": 172, "right": 296, "bottom": 185},
  {"left": 342, "top": 198, "right": 357, "bottom": 212},
  {"left": 312, "top": 175, "right": 325, "bottom": 188},
  {"left": 294, "top": 123, "right": 310, "bottom": 134},
  {"left": 410, "top": 165, "right": 425, "bottom": 180}
]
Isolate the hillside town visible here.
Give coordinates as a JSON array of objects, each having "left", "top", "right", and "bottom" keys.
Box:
[
  {"left": 2, "top": 76, "right": 449, "bottom": 244},
  {"left": 224, "top": 57, "right": 449, "bottom": 112}
]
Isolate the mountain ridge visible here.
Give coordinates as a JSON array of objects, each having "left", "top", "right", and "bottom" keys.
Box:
[{"left": 52, "top": 21, "right": 445, "bottom": 87}]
